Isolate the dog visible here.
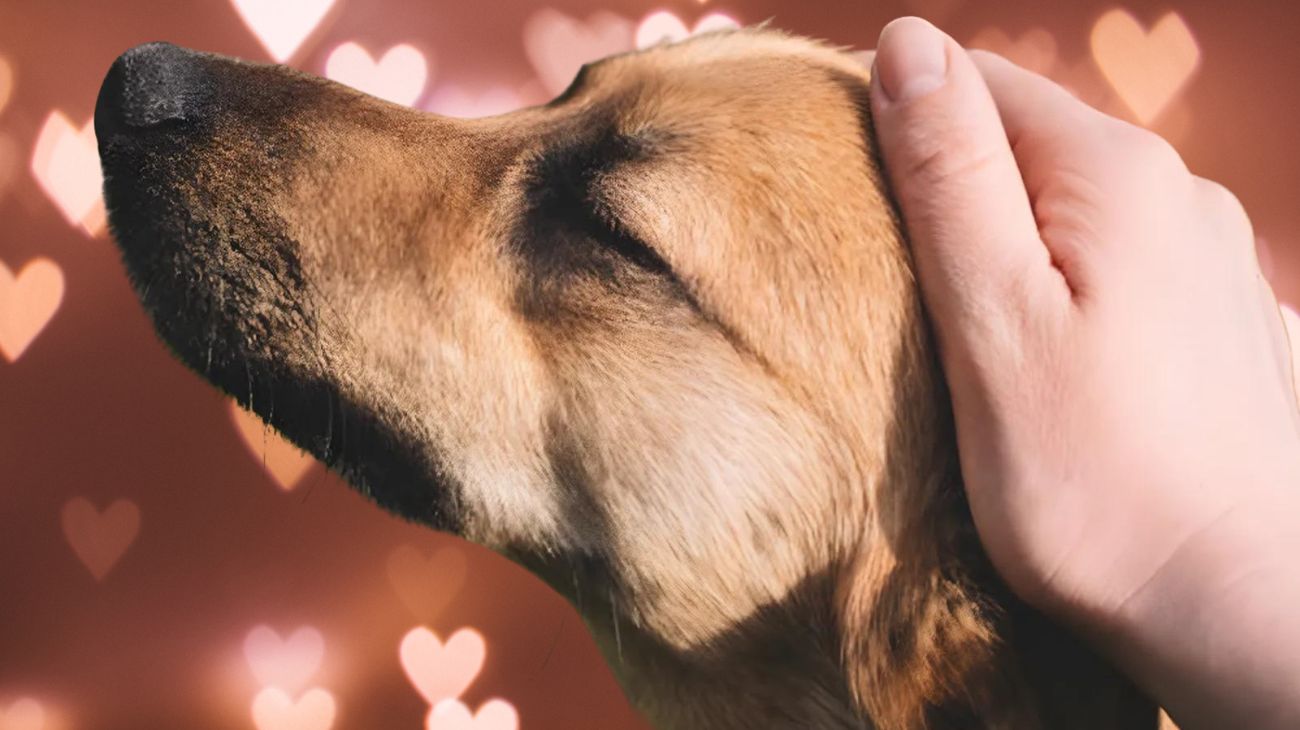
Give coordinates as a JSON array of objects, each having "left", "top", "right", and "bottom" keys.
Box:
[{"left": 95, "top": 28, "right": 1159, "bottom": 729}]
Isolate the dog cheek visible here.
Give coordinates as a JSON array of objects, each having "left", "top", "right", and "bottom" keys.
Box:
[{"left": 418, "top": 301, "right": 575, "bottom": 551}]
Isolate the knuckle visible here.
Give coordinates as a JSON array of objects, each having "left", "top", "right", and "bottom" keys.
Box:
[
  {"left": 1196, "top": 178, "right": 1254, "bottom": 238},
  {"left": 1104, "top": 120, "right": 1186, "bottom": 174},
  {"left": 967, "top": 48, "right": 1004, "bottom": 67},
  {"left": 1086, "top": 120, "right": 1190, "bottom": 206},
  {"left": 901, "top": 131, "right": 1002, "bottom": 188}
]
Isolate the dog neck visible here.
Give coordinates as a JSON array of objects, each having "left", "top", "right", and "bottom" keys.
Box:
[
  {"left": 514, "top": 442, "right": 1008, "bottom": 730},
  {"left": 575, "top": 567, "right": 871, "bottom": 730}
]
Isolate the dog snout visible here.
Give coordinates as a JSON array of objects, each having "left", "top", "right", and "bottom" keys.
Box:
[{"left": 95, "top": 42, "right": 212, "bottom": 137}]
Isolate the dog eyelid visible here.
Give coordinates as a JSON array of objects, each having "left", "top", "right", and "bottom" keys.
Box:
[{"left": 582, "top": 188, "right": 674, "bottom": 277}]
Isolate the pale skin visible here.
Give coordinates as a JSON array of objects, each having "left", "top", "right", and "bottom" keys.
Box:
[{"left": 866, "top": 17, "right": 1300, "bottom": 730}]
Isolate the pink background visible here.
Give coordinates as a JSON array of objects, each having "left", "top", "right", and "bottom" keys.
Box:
[{"left": 1, "top": 0, "right": 1296, "bottom": 728}]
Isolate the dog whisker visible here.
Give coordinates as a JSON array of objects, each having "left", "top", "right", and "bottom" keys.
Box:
[
  {"left": 323, "top": 388, "right": 335, "bottom": 461},
  {"left": 571, "top": 562, "right": 582, "bottom": 613},
  {"left": 244, "top": 357, "right": 255, "bottom": 416},
  {"left": 538, "top": 614, "right": 566, "bottom": 674},
  {"left": 610, "top": 587, "right": 623, "bottom": 665}
]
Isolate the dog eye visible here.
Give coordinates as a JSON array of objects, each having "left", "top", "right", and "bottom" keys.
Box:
[
  {"left": 525, "top": 131, "right": 674, "bottom": 279},
  {"left": 583, "top": 199, "right": 673, "bottom": 276}
]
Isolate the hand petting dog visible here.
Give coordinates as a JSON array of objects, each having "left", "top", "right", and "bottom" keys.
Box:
[{"left": 870, "top": 16, "right": 1300, "bottom": 730}]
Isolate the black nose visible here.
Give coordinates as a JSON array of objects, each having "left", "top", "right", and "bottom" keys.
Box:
[{"left": 95, "top": 42, "right": 211, "bottom": 138}]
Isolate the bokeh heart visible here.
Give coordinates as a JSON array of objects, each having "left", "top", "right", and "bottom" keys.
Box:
[
  {"left": 0, "top": 257, "right": 64, "bottom": 363},
  {"left": 400, "top": 627, "right": 486, "bottom": 706},
  {"left": 30, "top": 111, "right": 105, "bottom": 237},
  {"left": 229, "top": 401, "right": 316, "bottom": 491},
  {"left": 0, "top": 698, "right": 45, "bottom": 730},
  {"left": 1054, "top": 56, "right": 1115, "bottom": 111},
  {"left": 244, "top": 625, "right": 325, "bottom": 694},
  {"left": 426, "top": 699, "right": 518, "bottom": 730},
  {"left": 62, "top": 497, "right": 140, "bottom": 581},
  {"left": 1091, "top": 10, "right": 1200, "bottom": 124},
  {"left": 968, "top": 27, "right": 1058, "bottom": 76},
  {"left": 251, "top": 687, "right": 335, "bottom": 730},
  {"left": 900, "top": 0, "right": 963, "bottom": 23},
  {"left": 1148, "top": 98, "right": 1194, "bottom": 151},
  {"left": 325, "top": 42, "right": 430, "bottom": 107},
  {"left": 634, "top": 10, "right": 741, "bottom": 50},
  {"left": 523, "top": 9, "right": 634, "bottom": 96},
  {"left": 0, "top": 55, "right": 13, "bottom": 117},
  {"left": 0, "top": 133, "right": 18, "bottom": 202},
  {"left": 426, "top": 85, "right": 524, "bottom": 119},
  {"left": 387, "top": 543, "right": 468, "bottom": 619},
  {"left": 230, "top": 0, "right": 335, "bottom": 62}
]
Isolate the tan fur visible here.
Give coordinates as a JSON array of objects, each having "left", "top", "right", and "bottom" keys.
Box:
[{"left": 101, "top": 28, "right": 1159, "bottom": 730}]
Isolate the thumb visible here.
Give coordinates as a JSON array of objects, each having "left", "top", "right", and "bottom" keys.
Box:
[
  {"left": 1282, "top": 304, "right": 1300, "bottom": 409},
  {"left": 869, "top": 18, "right": 1051, "bottom": 343}
]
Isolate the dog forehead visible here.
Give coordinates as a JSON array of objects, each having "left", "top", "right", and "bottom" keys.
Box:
[
  {"left": 575, "top": 29, "right": 871, "bottom": 117},
  {"left": 634, "top": 28, "right": 864, "bottom": 75}
]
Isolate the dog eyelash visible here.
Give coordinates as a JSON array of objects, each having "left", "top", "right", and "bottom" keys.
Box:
[
  {"left": 534, "top": 176, "right": 673, "bottom": 277},
  {"left": 524, "top": 132, "right": 675, "bottom": 278},
  {"left": 582, "top": 198, "right": 674, "bottom": 276}
]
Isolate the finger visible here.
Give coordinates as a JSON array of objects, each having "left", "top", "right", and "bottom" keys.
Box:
[
  {"left": 971, "top": 51, "right": 1191, "bottom": 272},
  {"left": 1255, "top": 274, "right": 1297, "bottom": 408},
  {"left": 1192, "top": 176, "right": 1254, "bottom": 246},
  {"left": 967, "top": 50, "right": 1117, "bottom": 193},
  {"left": 1280, "top": 303, "right": 1300, "bottom": 411},
  {"left": 868, "top": 18, "right": 1062, "bottom": 348}
]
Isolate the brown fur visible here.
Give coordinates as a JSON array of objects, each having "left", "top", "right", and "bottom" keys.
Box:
[{"left": 97, "top": 28, "right": 1158, "bottom": 729}]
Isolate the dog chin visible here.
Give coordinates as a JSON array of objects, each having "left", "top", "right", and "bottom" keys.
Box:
[
  {"left": 170, "top": 312, "right": 461, "bottom": 531},
  {"left": 225, "top": 366, "right": 463, "bottom": 532}
]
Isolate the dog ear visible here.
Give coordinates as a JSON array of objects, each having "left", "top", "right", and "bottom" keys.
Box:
[
  {"left": 833, "top": 446, "right": 1027, "bottom": 729},
  {"left": 833, "top": 439, "right": 1162, "bottom": 728},
  {"left": 850, "top": 49, "right": 877, "bottom": 71}
]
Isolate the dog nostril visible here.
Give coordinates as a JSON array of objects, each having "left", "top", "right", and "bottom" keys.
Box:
[{"left": 95, "top": 42, "right": 211, "bottom": 136}]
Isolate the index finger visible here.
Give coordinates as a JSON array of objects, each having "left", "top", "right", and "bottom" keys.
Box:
[{"left": 1282, "top": 304, "right": 1300, "bottom": 408}]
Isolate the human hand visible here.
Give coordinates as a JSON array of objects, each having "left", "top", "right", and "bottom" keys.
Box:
[{"left": 867, "top": 16, "right": 1300, "bottom": 729}]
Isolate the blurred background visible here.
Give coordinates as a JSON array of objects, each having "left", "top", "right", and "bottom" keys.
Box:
[{"left": 1, "top": 0, "right": 1296, "bottom": 728}]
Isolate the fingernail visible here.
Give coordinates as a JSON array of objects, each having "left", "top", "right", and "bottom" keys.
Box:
[{"left": 875, "top": 17, "right": 949, "bottom": 103}]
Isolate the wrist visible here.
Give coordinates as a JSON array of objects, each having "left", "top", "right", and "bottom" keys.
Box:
[{"left": 1089, "top": 472, "right": 1300, "bottom": 728}]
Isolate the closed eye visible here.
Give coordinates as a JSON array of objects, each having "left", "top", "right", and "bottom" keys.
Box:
[
  {"left": 521, "top": 130, "right": 674, "bottom": 278},
  {"left": 581, "top": 195, "right": 673, "bottom": 276}
]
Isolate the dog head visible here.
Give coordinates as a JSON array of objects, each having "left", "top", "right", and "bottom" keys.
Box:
[{"left": 96, "top": 29, "right": 1148, "bottom": 730}]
